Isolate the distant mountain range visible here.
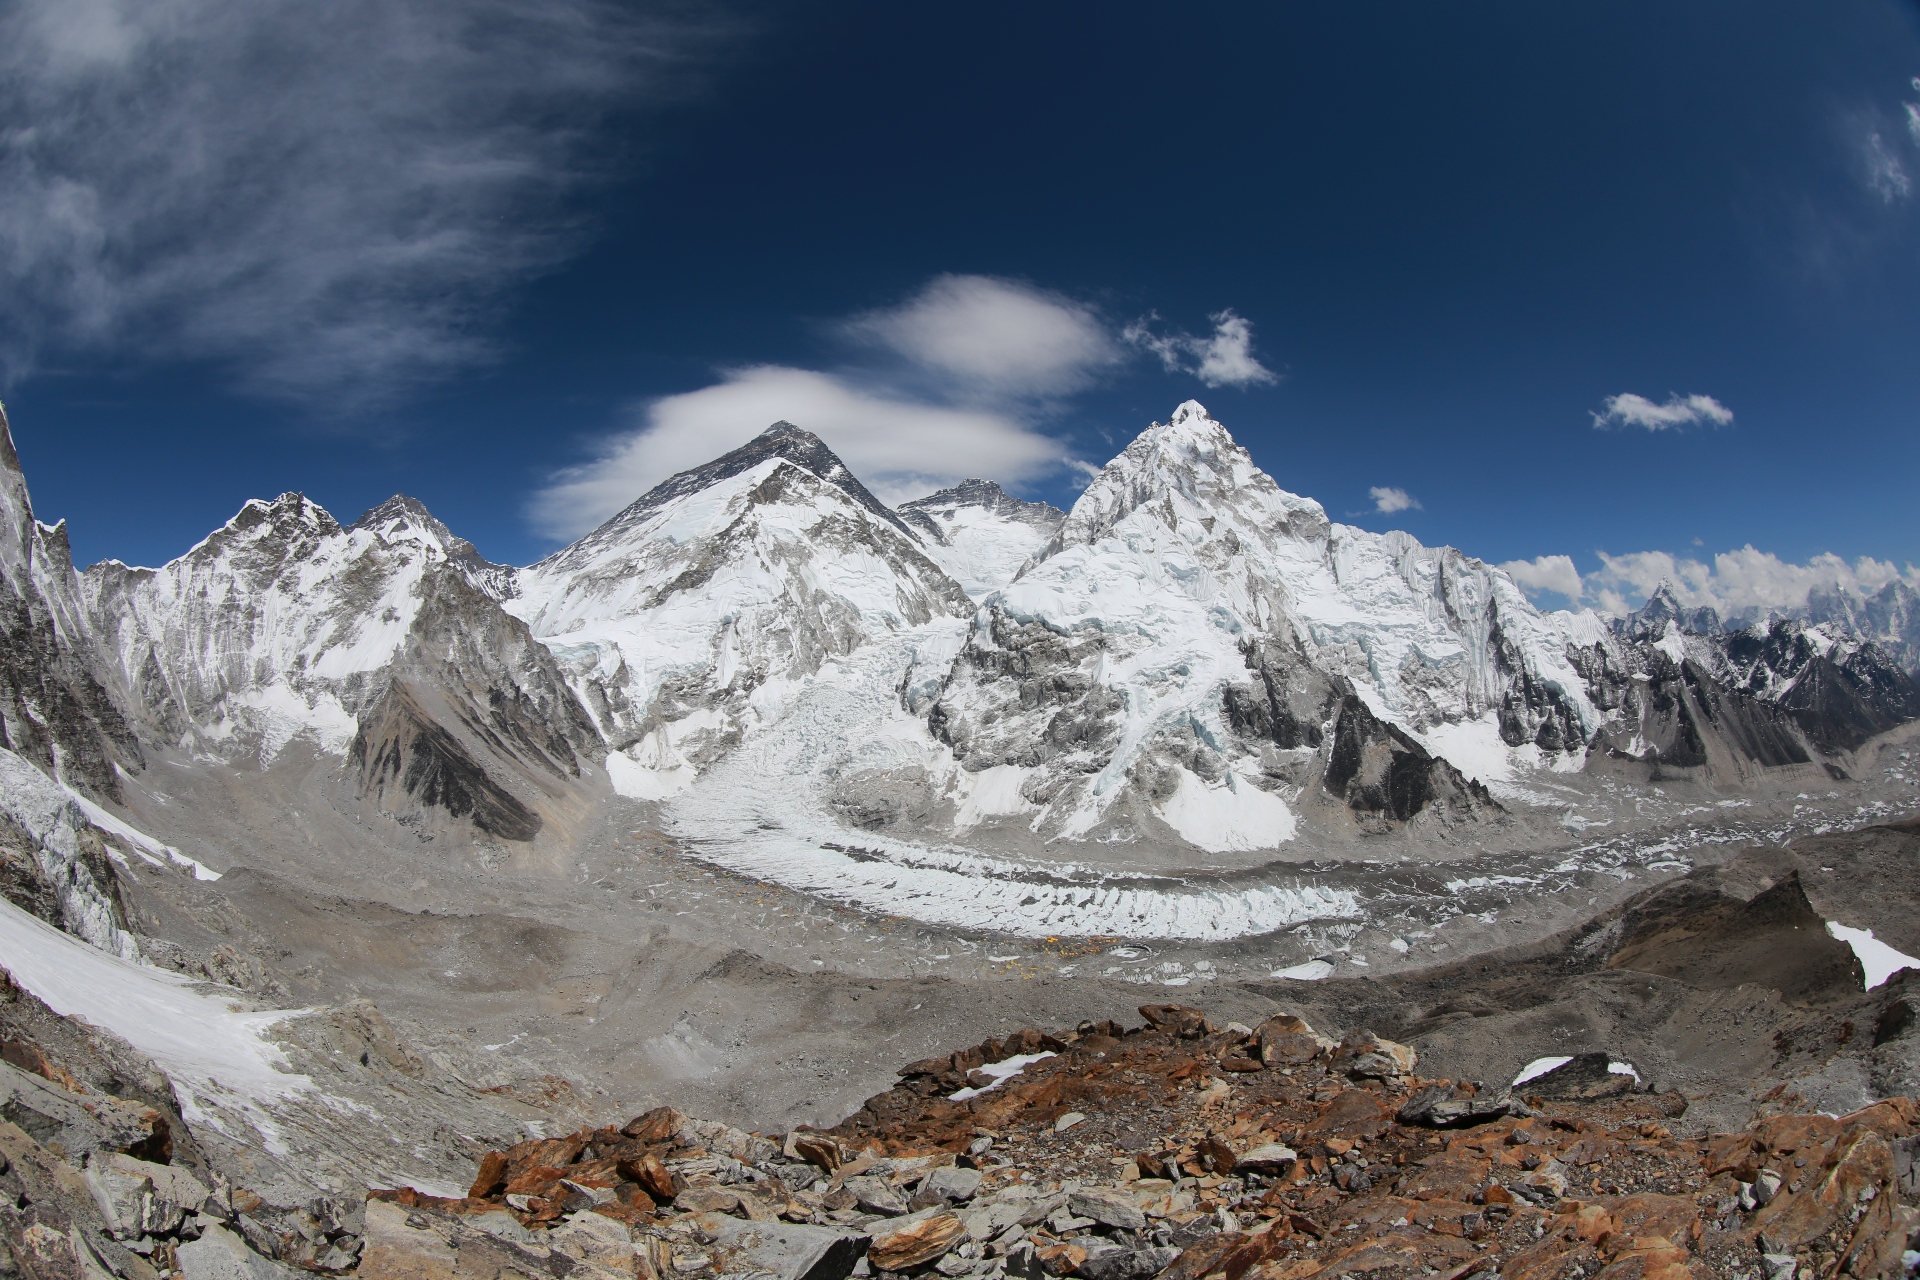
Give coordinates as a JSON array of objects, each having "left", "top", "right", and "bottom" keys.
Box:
[{"left": 2, "top": 400, "right": 1915, "bottom": 862}]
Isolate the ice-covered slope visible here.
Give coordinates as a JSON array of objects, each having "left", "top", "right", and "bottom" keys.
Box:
[
  {"left": 896, "top": 479, "right": 1065, "bottom": 598},
  {"left": 0, "top": 406, "right": 137, "bottom": 797},
  {"left": 85, "top": 493, "right": 468, "bottom": 760},
  {"left": 926, "top": 401, "right": 1602, "bottom": 847},
  {"left": 82, "top": 492, "right": 598, "bottom": 841},
  {"left": 507, "top": 423, "right": 973, "bottom": 799}
]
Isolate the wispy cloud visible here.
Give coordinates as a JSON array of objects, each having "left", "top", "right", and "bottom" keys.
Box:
[
  {"left": 527, "top": 365, "right": 1073, "bottom": 540},
  {"left": 1124, "top": 309, "right": 1278, "bottom": 388},
  {"left": 0, "top": 0, "right": 719, "bottom": 406},
  {"left": 1590, "top": 392, "right": 1734, "bottom": 431},
  {"left": 1864, "top": 130, "right": 1912, "bottom": 203},
  {"left": 530, "top": 277, "right": 1286, "bottom": 540},
  {"left": 1368, "top": 486, "right": 1420, "bottom": 514},
  {"left": 842, "top": 275, "right": 1119, "bottom": 399}
]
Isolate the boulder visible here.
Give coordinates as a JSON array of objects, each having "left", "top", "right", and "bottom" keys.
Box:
[
  {"left": 179, "top": 1224, "right": 309, "bottom": 1280},
  {"left": 1138, "top": 1006, "right": 1213, "bottom": 1039},
  {"left": 616, "top": 1152, "right": 677, "bottom": 1202},
  {"left": 1254, "top": 1015, "right": 1335, "bottom": 1067},
  {"left": 1332, "top": 1030, "right": 1416, "bottom": 1079},
  {"left": 691, "top": 1213, "right": 868, "bottom": 1280},
  {"left": 1076, "top": 1247, "right": 1181, "bottom": 1280},
  {"left": 843, "top": 1174, "right": 908, "bottom": 1217},
  {"left": 1397, "top": 1085, "right": 1527, "bottom": 1128},
  {"left": 1233, "top": 1144, "right": 1298, "bottom": 1174},
  {"left": 1518, "top": 1053, "right": 1636, "bottom": 1101},
  {"left": 1067, "top": 1189, "right": 1146, "bottom": 1232},
  {"left": 918, "top": 1166, "right": 983, "bottom": 1205},
  {"left": 622, "top": 1107, "right": 686, "bottom": 1144},
  {"left": 868, "top": 1212, "right": 967, "bottom": 1271}
]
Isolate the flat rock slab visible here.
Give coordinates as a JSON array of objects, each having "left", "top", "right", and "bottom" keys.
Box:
[
  {"left": 177, "top": 1225, "right": 305, "bottom": 1280},
  {"left": 689, "top": 1211, "right": 868, "bottom": 1280}
]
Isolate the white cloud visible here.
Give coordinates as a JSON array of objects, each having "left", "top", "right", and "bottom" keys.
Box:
[
  {"left": 527, "top": 365, "right": 1070, "bottom": 540},
  {"left": 1585, "top": 546, "right": 1919, "bottom": 618},
  {"left": 1906, "top": 96, "right": 1920, "bottom": 147},
  {"left": 1498, "top": 555, "right": 1583, "bottom": 604},
  {"left": 0, "top": 0, "right": 712, "bottom": 404},
  {"left": 1865, "top": 131, "right": 1912, "bottom": 203},
  {"left": 1368, "top": 486, "right": 1420, "bottom": 514},
  {"left": 1124, "top": 309, "right": 1278, "bottom": 388},
  {"left": 1590, "top": 392, "right": 1734, "bottom": 431},
  {"left": 843, "top": 275, "right": 1119, "bottom": 398}
]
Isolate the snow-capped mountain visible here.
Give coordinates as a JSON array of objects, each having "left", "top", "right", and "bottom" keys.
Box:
[
  {"left": 895, "top": 479, "right": 1065, "bottom": 598},
  {"left": 1624, "top": 580, "right": 1920, "bottom": 679},
  {"left": 0, "top": 407, "right": 135, "bottom": 798},
  {"left": 924, "top": 401, "right": 1597, "bottom": 847},
  {"left": 82, "top": 491, "right": 598, "bottom": 841},
  {"left": 505, "top": 422, "right": 973, "bottom": 798},
  {"left": 5, "top": 399, "right": 1913, "bottom": 868}
]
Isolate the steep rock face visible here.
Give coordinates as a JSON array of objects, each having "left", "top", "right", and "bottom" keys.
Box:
[
  {"left": 926, "top": 402, "right": 1591, "bottom": 842},
  {"left": 84, "top": 493, "right": 430, "bottom": 758},
  {"left": 1813, "top": 579, "right": 1920, "bottom": 676},
  {"left": 508, "top": 424, "right": 972, "bottom": 797},
  {"left": 350, "top": 570, "right": 603, "bottom": 842},
  {"left": 1322, "top": 696, "right": 1497, "bottom": 829},
  {"left": 1598, "top": 616, "right": 1920, "bottom": 768},
  {"left": 895, "top": 479, "right": 1064, "bottom": 598},
  {"left": 1716, "top": 622, "right": 1920, "bottom": 754},
  {"left": 0, "top": 408, "right": 137, "bottom": 798},
  {"left": 83, "top": 493, "right": 597, "bottom": 841}
]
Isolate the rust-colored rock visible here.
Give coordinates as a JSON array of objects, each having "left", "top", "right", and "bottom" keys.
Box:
[
  {"left": 868, "top": 1212, "right": 966, "bottom": 1271},
  {"left": 616, "top": 1152, "right": 676, "bottom": 1202},
  {"left": 467, "top": 1150, "right": 508, "bottom": 1199},
  {"left": 622, "top": 1106, "right": 685, "bottom": 1144},
  {"left": 1139, "top": 1004, "right": 1214, "bottom": 1038},
  {"left": 1304, "top": 1089, "right": 1393, "bottom": 1141}
]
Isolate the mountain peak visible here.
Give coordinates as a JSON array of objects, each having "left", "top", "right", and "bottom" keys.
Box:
[
  {"left": 579, "top": 419, "right": 913, "bottom": 545},
  {"left": 1169, "top": 399, "right": 1212, "bottom": 426},
  {"left": 353, "top": 494, "right": 473, "bottom": 556}
]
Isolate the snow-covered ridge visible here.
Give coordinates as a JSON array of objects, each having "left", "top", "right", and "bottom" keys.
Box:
[
  {"left": 82, "top": 491, "right": 505, "bottom": 762},
  {"left": 507, "top": 426, "right": 973, "bottom": 796},
  {"left": 923, "top": 401, "right": 1608, "bottom": 847},
  {"left": 896, "top": 479, "right": 1065, "bottom": 598}
]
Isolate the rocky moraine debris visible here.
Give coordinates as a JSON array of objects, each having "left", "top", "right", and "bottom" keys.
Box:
[{"left": 351, "top": 1005, "right": 1920, "bottom": 1280}]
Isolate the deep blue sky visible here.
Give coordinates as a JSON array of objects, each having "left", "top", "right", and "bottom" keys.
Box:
[{"left": 4, "top": 0, "right": 1918, "bottom": 611}]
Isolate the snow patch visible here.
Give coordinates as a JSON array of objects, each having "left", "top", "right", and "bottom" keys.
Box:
[
  {"left": 954, "top": 765, "right": 1035, "bottom": 828},
  {"left": 1513, "top": 1056, "right": 1573, "bottom": 1085},
  {"left": 1826, "top": 921, "right": 1920, "bottom": 989},
  {"left": 1157, "top": 768, "right": 1296, "bottom": 852},
  {"left": 947, "top": 1051, "right": 1056, "bottom": 1101},
  {"left": 0, "top": 896, "right": 314, "bottom": 1152},
  {"left": 1270, "top": 960, "right": 1334, "bottom": 981}
]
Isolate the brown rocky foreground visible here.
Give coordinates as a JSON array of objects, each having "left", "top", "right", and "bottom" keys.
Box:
[{"left": 353, "top": 1004, "right": 1920, "bottom": 1280}]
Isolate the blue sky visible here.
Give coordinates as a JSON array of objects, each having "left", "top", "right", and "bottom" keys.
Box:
[{"left": 2, "top": 0, "right": 1918, "bottom": 616}]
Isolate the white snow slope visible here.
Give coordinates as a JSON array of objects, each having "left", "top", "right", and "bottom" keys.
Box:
[
  {"left": 508, "top": 455, "right": 972, "bottom": 798},
  {"left": 926, "top": 402, "right": 1606, "bottom": 845},
  {"left": 83, "top": 495, "right": 497, "bottom": 763},
  {"left": 0, "top": 896, "right": 316, "bottom": 1152},
  {"left": 896, "top": 481, "right": 1064, "bottom": 599}
]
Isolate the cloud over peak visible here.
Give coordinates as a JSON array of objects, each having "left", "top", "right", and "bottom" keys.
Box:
[
  {"left": 843, "top": 275, "right": 1119, "bottom": 398},
  {"left": 527, "top": 364, "right": 1071, "bottom": 540},
  {"left": 1124, "top": 309, "right": 1278, "bottom": 388},
  {"left": 1591, "top": 392, "right": 1734, "bottom": 431}
]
